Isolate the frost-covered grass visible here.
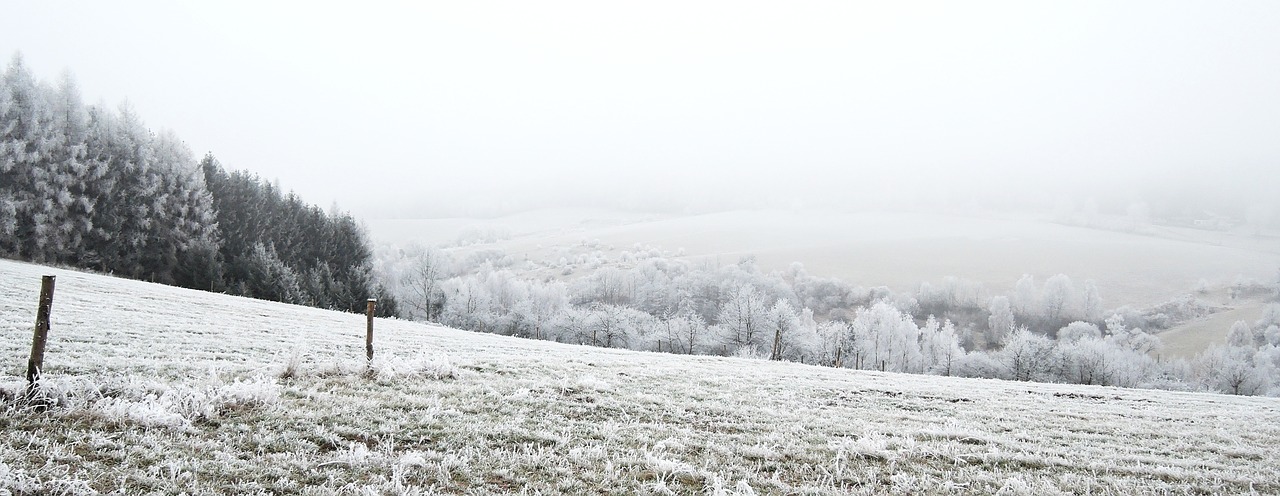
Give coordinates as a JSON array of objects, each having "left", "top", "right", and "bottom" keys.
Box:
[{"left": 3, "top": 259, "right": 1279, "bottom": 495}]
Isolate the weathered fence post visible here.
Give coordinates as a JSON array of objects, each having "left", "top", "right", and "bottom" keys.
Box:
[
  {"left": 366, "top": 299, "right": 376, "bottom": 361},
  {"left": 27, "top": 275, "right": 56, "bottom": 386}
]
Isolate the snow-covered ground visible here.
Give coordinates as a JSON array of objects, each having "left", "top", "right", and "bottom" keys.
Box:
[
  {"left": 2, "top": 259, "right": 1279, "bottom": 494},
  {"left": 1159, "top": 300, "right": 1270, "bottom": 359}
]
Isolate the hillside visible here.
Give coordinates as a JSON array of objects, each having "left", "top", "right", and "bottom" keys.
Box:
[
  {"left": 1157, "top": 298, "right": 1272, "bottom": 359},
  {"left": 2, "top": 259, "right": 1278, "bottom": 494},
  {"left": 368, "top": 209, "right": 1280, "bottom": 309}
]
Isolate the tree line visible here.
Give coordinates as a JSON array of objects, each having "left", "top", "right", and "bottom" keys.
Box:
[
  {"left": 376, "top": 241, "right": 1280, "bottom": 396},
  {"left": 0, "top": 54, "right": 395, "bottom": 315}
]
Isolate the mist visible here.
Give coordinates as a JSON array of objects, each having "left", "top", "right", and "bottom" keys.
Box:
[
  {"left": 6, "top": 7, "right": 1280, "bottom": 491},
  {"left": 3, "top": 1, "right": 1279, "bottom": 221}
]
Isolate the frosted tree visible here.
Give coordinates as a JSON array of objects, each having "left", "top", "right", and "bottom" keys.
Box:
[
  {"left": 161, "top": 132, "right": 222, "bottom": 290},
  {"left": 793, "top": 272, "right": 858, "bottom": 320},
  {"left": 1080, "top": 280, "right": 1103, "bottom": 323},
  {"left": 549, "top": 306, "right": 591, "bottom": 345},
  {"left": 1041, "top": 274, "right": 1076, "bottom": 330},
  {"left": 401, "top": 246, "right": 451, "bottom": 321},
  {"left": 201, "top": 153, "right": 388, "bottom": 313},
  {"left": 1253, "top": 345, "right": 1280, "bottom": 396},
  {"left": 1259, "top": 304, "right": 1280, "bottom": 330},
  {"left": 0, "top": 63, "right": 13, "bottom": 245},
  {"left": 141, "top": 130, "right": 221, "bottom": 286},
  {"left": 999, "top": 328, "right": 1058, "bottom": 382},
  {"left": 848, "top": 301, "right": 922, "bottom": 373},
  {"left": 516, "top": 280, "right": 568, "bottom": 340},
  {"left": 1227, "top": 320, "right": 1256, "bottom": 349},
  {"left": 920, "top": 317, "right": 964, "bottom": 376},
  {"left": 632, "top": 260, "right": 679, "bottom": 316},
  {"left": 677, "top": 311, "right": 710, "bottom": 355},
  {"left": 649, "top": 311, "right": 707, "bottom": 354},
  {"left": 1102, "top": 313, "right": 1162, "bottom": 356},
  {"left": 587, "top": 303, "right": 642, "bottom": 348},
  {"left": 93, "top": 102, "right": 160, "bottom": 278},
  {"left": 987, "top": 295, "right": 1015, "bottom": 348},
  {"left": 917, "top": 281, "right": 940, "bottom": 315},
  {"left": 573, "top": 267, "right": 634, "bottom": 306},
  {"left": 715, "top": 284, "right": 770, "bottom": 355},
  {"left": 1195, "top": 345, "right": 1266, "bottom": 395},
  {"left": 766, "top": 299, "right": 801, "bottom": 361},
  {"left": 1058, "top": 321, "right": 1102, "bottom": 343},
  {"left": 243, "top": 242, "right": 306, "bottom": 304},
  {"left": 30, "top": 71, "right": 91, "bottom": 264},
  {"left": 0, "top": 53, "right": 54, "bottom": 259},
  {"left": 441, "top": 276, "right": 494, "bottom": 333},
  {"left": 1062, "top": 337, "right": 1114, "bottom": 385},
  {"left": 0, "top": 56, "right": 395, "bottom": 315},
  {"left": 816, "top": 320, "right": 849, "bottom": 367},
  {"left": 1011, "top": 274, "right": 1038, "bottom": 322},
  {"left": 787, "top": 307, "right": 823, "bottom": 364},
  {"left": 477, "top": 269, "right": 530, "bottom": 335},
  {"left": 953, "top": 351, "right": 1004, "bottom": 379}
]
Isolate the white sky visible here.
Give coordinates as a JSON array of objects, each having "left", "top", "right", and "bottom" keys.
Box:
[{"left": 3, "top": 1, "right": 1278, "bottom": 217}]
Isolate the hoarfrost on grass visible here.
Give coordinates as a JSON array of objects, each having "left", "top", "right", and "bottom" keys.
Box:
[{"left": 2, "top": 260, "right": 1279, "bottom": 494}]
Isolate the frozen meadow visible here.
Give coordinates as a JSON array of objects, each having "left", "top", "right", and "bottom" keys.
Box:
[{"left": 2, "top": 259, "right": 1278, "bottom": 495}]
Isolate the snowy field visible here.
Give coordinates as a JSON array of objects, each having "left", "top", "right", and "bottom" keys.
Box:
[
  {"left": 1159, "top": 301, "right": 1270, "bottom": 359},
  {"left": 3, "top": 259, "right": 1279, "bottom": 494},
  {"left": 368, "top": 209, "right": 1280, "bottom": 309}
]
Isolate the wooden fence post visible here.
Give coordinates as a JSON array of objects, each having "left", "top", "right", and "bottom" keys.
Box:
[
  {"left": 27, "top": 275, "right": 56, "bottom": 385},
  {"left": 366, "top": 299, "right": 376, "bottom": 361}
]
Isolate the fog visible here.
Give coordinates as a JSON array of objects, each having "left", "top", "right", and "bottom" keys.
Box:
[{"left": 4, "top": 1, "right": 1278, "bottom": 219}]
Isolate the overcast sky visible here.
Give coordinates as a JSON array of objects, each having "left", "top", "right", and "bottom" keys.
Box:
[{"left": 3, "top": 1, "right": 1278, "bottom": 217}]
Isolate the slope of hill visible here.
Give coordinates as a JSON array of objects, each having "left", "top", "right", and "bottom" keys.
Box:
[
  {"left": 1158, "top": 300, "right": 1271, "bottom": 359},
  {"left": 368, "top": 209, "right": 1280, "bottom": 310},
  {"left": 2, "top": 259, "right": 1278, "bottom": 494}
]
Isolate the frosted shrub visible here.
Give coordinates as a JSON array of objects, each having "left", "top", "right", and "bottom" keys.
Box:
[
  {"left": 13, "top": 373, "right": 283, "bottom": 429},
  {"left": 208, "top": 376, "right": 282, "bottom": 412},
  {"left": 371, "top": 352, "right": 460, "bottom": 383},
  {"left": 1058, "top": 321, "right": 1101, "bottom": 343},
  {"left": 830, "top": 433, "right": 892, "bottom": 462},
  {"left": 158, "top": 374, "right": 281, "bottom": 422},
  {"left": 1194, "top": 345, "right": 1268, "bottom": 395},
  {"left": 573, "top": 374, "right": 611, "bottom": 392},
  {"left": 279, "top": 349, "right": 305, "bottom": 379},
  {"left": 121, "top": 377, "right": 275, "bottom": 426},
  {"left": 644, "top": 452, "right": 699, "bottom": 480},
  {"left": 92, "top": 396, "right": 189, "bottom": 429},
  {"left": 953, "top": 352, "right": 1004, "bottom": 379},
  {"left": 320, "top": 443, "right": 373, "bottom": 468}
]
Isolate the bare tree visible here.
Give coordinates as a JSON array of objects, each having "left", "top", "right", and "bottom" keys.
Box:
[{"left": 401, "top": 247, "right": 450, "bottom": 321}]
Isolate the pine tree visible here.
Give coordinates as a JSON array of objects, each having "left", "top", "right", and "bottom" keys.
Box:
[
  {"left": 48, "top": 72, "right": 95, "bottom": 265},
  {"left": 0, "top": 54, "right": 54, "bottom": 259}
]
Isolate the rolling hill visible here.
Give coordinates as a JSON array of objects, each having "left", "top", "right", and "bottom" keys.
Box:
[
  {"left": 2, "top": 258, "right": 1278, "bottom": 494},
  {"left": 367, "top": 209, "right": 1280, "bottom": 309}
]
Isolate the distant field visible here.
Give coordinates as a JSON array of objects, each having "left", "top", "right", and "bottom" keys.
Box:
[
  {"left": 1158, "top": 301, "right": 1270, "bottom": 359},
  {"left": 368, "top": 209, "right": 1280, "bottom": 309},
  {"left": 3, "top": 259, "right": 1279, "bottom": 494}
]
